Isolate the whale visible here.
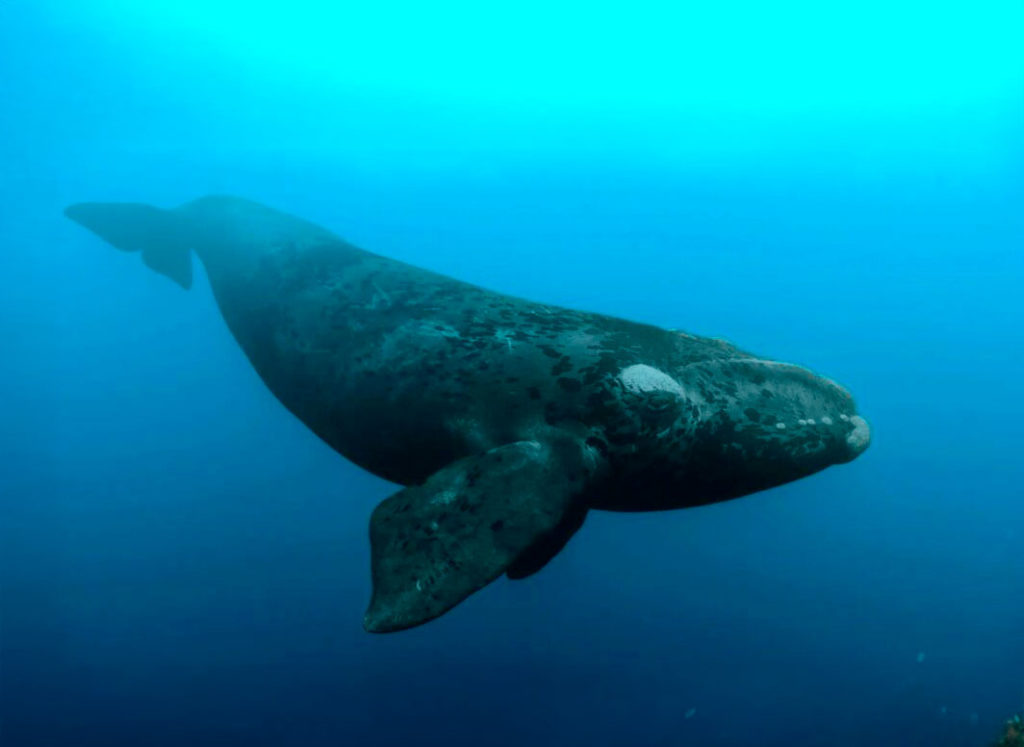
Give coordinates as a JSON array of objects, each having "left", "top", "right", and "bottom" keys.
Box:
[{"left": 65, "top": 195, "right": 870, "bottom": 632}]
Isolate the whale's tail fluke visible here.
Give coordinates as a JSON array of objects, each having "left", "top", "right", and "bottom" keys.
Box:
[{"left": 65, "top": 202, "right": 194, "bottom": 289}]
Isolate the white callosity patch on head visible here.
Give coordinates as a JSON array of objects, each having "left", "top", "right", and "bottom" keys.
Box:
[
  {"left": 846, "top": 415, "right": 871, "bottom": 452},
  {"left": 619, "top": 364, "right": 686, "bottom": 397},
  {"left": 793, "top": 414, "right": 852, "bottom": 428}
]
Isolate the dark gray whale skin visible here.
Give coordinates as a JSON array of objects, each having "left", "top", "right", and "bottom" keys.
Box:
[{"left": 65, "top": 195, "right": 870, "bottom": 632}]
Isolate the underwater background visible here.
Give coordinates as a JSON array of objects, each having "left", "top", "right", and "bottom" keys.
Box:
[{"left": 1, "top": 1, "right": 1022, "bottom": 745}]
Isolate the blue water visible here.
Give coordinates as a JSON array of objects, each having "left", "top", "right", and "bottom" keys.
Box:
[{"left": 2, "top": 3, "right": 1022, "bottom": 745}]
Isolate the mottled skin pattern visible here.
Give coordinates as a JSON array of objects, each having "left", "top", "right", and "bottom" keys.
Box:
[
  {"left": 65, "top": 195, "right": 870, "bottom": 632},
  {"left": 186, "top": 197, "right": 865, "bottom": 506}
]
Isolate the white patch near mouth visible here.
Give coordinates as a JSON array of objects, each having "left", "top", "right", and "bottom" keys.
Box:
[
  {"left": 619, "top": 364, "right": 685, "bottom": 397},
  {"left": 846, "top": 415, "right": 871, "bottom": 452}
]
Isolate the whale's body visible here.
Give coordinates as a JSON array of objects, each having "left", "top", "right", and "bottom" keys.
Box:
[{"left": 66, "top": 195, "right": 870, "bottom": 632}]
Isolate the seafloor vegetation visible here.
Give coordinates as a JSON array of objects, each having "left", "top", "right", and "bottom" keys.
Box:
[{"left": 994, "top": 714, "right": 1023, "bottom": 746}]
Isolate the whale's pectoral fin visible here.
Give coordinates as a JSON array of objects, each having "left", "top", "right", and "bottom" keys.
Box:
[
  {"left": 505, "top": 500, "right": 588, "bottom": 580},
  {"left": 364, "top": 438, "right": 596, "bottom": 633},
  {"left": 64, "top": 202, "right": 194, "bottom": 289}
]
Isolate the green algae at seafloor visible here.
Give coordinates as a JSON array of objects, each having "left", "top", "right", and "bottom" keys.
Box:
[{"left": 994, "top": 713, "right": 1024, "bottom": 747}]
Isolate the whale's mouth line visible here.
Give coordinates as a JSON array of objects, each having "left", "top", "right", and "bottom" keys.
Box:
[{"left": 706, "top": 358, "right": 870, "bottom": 460}]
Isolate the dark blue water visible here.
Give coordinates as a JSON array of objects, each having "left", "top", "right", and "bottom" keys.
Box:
[{"left": 2, "top": 3, "right": 1022, "bottom": 745}]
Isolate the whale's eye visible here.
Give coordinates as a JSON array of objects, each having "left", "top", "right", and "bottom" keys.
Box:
[{"left": 644, "top": 391, "right": 677, "bottom": 413}]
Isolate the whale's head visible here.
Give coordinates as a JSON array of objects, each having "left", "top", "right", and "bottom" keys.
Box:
[
  {"left": 610, "top": 359, "right": 869, "bottom": 508},
  {"left": 684, "top": 358, "right": 870, "bottom": 500}
]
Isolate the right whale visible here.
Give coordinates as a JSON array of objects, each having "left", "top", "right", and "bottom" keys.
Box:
[{"left": 65, "top": 196, "right": 871, "bottom": 633}]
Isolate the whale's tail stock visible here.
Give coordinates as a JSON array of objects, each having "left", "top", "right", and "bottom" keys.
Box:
[{"left": 65, "top": 202, "right": 194, "bottom": 289}]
